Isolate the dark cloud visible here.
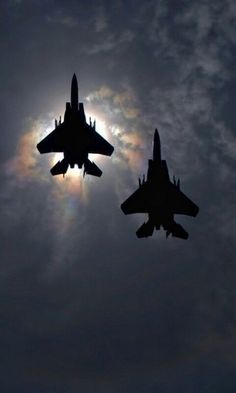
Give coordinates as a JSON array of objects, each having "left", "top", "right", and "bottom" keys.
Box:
[{"left": 0, "top": 0, "right": 235, "bottom": 392}]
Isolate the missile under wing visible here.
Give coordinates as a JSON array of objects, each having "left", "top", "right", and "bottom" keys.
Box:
[
  {"left": 121, "top": 129, "right": 199, "bottom": 239},
  {"left": 37, "top": 74, "right": 114, "bottom": 177}
]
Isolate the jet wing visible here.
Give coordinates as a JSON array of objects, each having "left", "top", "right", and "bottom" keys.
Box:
[
  {"left": 121, "top": 184, "right": 149, "bottom": 214},
  {"left": 37, "top": 123, "right": 66, "bottom": 154},
  {"left": 168, "top": 184, "right": 199, "bottom": 217},
  {"left": 87, "top": 126, "right": 114, "bottom": 156}
]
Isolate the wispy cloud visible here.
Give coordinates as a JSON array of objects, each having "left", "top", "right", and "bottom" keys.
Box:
[
  {"left": 1, "top": 0, "right": 236, "bottom": 391},
  {"left": 94, "top": 5, "right": 108, "bottom": 32},
  {"left": 85, "top": 30, "right": 134, "bottom": 55},
  {"left": 46, "top": 13, "right": 78, "bottom": 28},
  {"left": 86, "top": 84, "right": 144, "bottom": 175}
]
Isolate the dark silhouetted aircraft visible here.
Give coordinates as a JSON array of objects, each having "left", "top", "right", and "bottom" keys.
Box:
[
  {"left": 37, "top": 74, "right": 114, "bottom": 177},
  {"left": 121, "top": 129, "right": 199, "bottom": 239}
]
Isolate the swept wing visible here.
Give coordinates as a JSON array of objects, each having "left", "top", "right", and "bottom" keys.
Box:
[
  {"left": 37, "top": 123, "right": 66, "bottom": 154},
  {"left": 121, "top": 182, "right": 199, "bottom": 217},
  {"left": 87, "top": 126, "right": 114, "bottom": 156},
  {"left": 168, "top": 184, "right": 199, "bottom": 216},
  {"left": 121, "top": 184, "right": 149, "bottom": 214}
]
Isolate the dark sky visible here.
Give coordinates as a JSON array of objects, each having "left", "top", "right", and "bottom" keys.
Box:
[{"left": 0, "top": 0, "right": 236, "bottom": 392}]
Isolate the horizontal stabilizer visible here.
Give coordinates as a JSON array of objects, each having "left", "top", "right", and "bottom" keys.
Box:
[
  {"left": 50, "top": 159, "right": 69, "bottom": 176},
  {"left": 136, "top": 221, "right": 154, "bottom": 238},
  {"left": 169, "top": 183, "right": 199, "bottom": 217},
  {"left": 170, "top": 222, "right": 188, "bottom": 239},
  {"left": 84, "top": 159, "right": 102, "bottom": 177}
]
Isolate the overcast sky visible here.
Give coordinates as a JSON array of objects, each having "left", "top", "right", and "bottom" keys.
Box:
[{"left": 0, "top": 0, "right": 236, "bottom": 392}]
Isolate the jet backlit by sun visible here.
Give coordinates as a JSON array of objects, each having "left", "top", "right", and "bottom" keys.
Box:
[{"left": 37, "top": 74, "right": 114, "bottom": 178}]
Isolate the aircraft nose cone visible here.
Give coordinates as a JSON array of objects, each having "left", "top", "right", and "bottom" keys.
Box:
[
  {"left": 153, "top": 128, "right": 161, "bottom": 162},
  {"left": 72, "top": 73, "right": 77, "bottom": 82},
  {"left": 71, "top": 74, "right": 78, "bottom": 110}
]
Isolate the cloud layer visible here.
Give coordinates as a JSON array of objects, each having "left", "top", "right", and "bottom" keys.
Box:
[{"left": 0, "top": 1, "right": 235, "bottom": 392}]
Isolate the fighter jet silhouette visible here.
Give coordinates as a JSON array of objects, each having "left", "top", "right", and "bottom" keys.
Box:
[
  {"left": 37, "top": 74, "right": 114, "bottom": 177},
  {"left": 121, "top": 129, "right": 199, "bottom": 239}
]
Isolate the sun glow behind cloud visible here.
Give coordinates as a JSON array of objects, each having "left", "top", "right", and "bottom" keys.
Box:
[
  {"left": 85, "top": 84, "right": 145, "bottom": 176},
  {"left": 5, "top": 118, "right": 85, "bottom": 196},
  {"left": 6, "top": 109, "right": 114, "bottom": 202},
  {"left": 6, "top": 84, "right": 145, "bottom": 216},
  {"left": 5, "top": 121, "right": 43, "bottom": 181},
  {"left": 86, "top": 110, "right": 112, "bottom": 152},
  {"left": 4, "top": 115, "right": 90, "bottom": 264}
]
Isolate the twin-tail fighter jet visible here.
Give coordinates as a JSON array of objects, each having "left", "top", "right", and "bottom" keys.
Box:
[
  {"left": 121, "top": 129, "right": 199, "bottom": 239},
  {"left": 37, "top": 74, "right": 114, "bottom": 177}
]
